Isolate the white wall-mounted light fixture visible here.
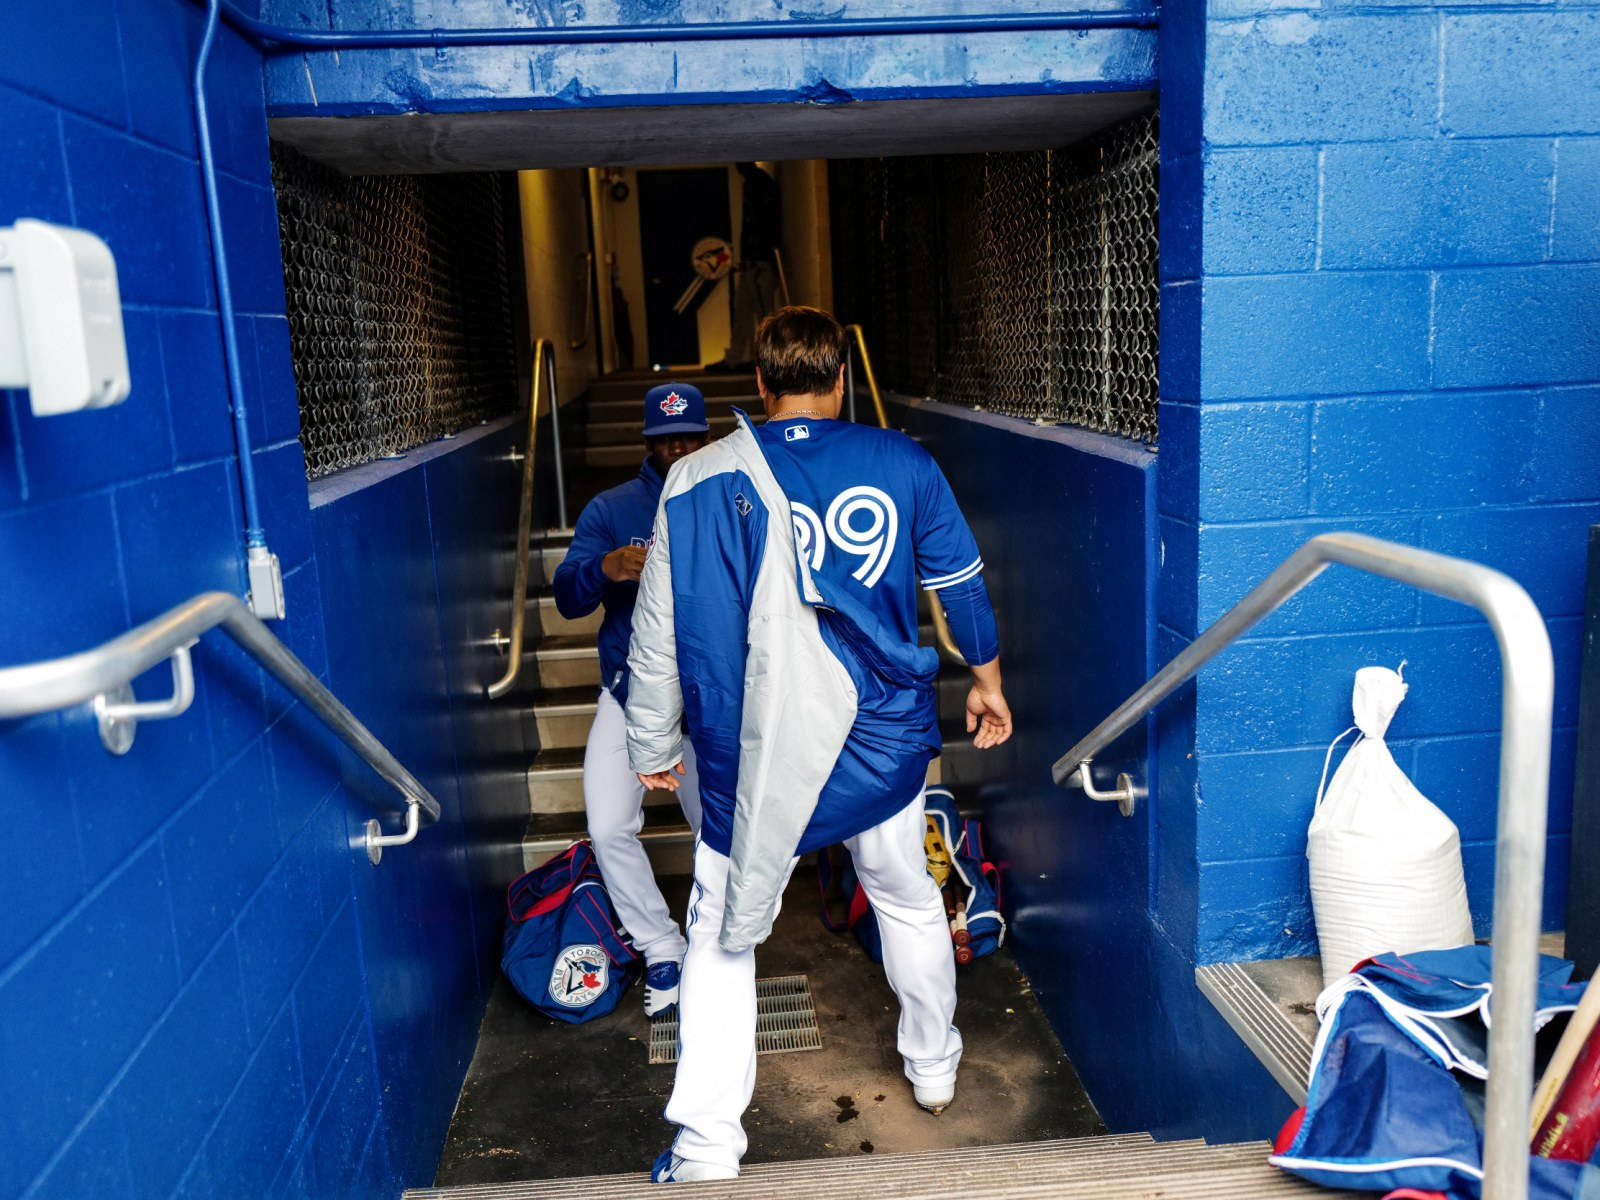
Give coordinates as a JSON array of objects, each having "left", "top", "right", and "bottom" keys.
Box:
[{"left": 0, "top": 219, "right": 131, "bottom": 417}]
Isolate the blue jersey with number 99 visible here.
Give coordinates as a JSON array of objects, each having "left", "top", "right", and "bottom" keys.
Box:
[{"left": 753, "top": 415, "right": 989, "bottom": 848}]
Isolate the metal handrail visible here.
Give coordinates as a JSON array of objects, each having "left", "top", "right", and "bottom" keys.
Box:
[
  {"left": 0, "top": 591, "right": 441, "bottom": 863},
  {"left": 844, "top": 323, "right": 891, "bottom": 430},
  {"left": 1052, "top": 531, "right": 1553, "bottom": 1200},
  {"left": 548, "top": 340, "right": 568, "bottom": 530},
  {"left": 576, "top": 249, "right": 601, "bottom": 350},
  {"left": 488, "top": 337, "right": 560, "bottom": 699},
  {"left": 773, "top": 247, "right": 793, "bottom": 308},
  {"left": 845, "top": 324, "right": 964, "bottom": 667}
]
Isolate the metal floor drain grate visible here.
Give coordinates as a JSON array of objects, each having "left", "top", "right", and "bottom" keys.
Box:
[{"left": 649, "top": 974, "right": 822, "bottom": 1065}]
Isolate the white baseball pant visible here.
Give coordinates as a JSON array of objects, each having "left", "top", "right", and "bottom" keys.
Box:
[
  {"left": 663, "top": 790, "right": 962, "bottom": 1173},
  {"left": 585, "top": 686, "right": 702, "bottom": 964}
]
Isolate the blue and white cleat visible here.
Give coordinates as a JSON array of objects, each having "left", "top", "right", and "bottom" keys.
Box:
[
  {"left": 643, "top": 959, "right": 681, "bottom": 1018},
  {"left": 650, "top": 1149, "right": 737, "bottom": 1183}
]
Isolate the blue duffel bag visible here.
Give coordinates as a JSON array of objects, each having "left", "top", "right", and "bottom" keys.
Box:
[
  {"left": 819, "top": 786, "right": 1006, "bottom": 964},
  {"left": 502, "top": 841, "right": 640, "bottom": 1023}
]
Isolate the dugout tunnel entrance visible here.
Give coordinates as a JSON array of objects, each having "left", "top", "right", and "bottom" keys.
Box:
[{"left": 265, "top": 93, "right": 1194, "bottom": 1194}]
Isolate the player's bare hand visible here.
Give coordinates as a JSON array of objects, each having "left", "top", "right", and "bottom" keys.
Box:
[
  {"left": 603, "top": 545, "right": 648, "bottom": 582},
  {"left": 637, "top": 761, "right": 687, "bottom": 791},
  {"left": 965, "top": 686, "right": 1013, "bottom": 749}
]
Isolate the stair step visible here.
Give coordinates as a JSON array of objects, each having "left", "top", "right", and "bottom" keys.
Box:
[
  {"left": 1198, "top": 930, "right": 1569, "bottom": 1107},
  {"left": 1195, "top": 960, "right": 1318, "bottom": 1105},
  {"left": 405, "top": 1134, "right": 1352, "bottom": 1198},
  {"left": 533, "top": 635, "right": 601, "bottom": 689},
  {"left": 586, "top": 373, "right": 757, "bottom": 406},
  {"left": 530, "top": 593, "right": 601, "bottom": 638},
  {"left": 525, "top": 745, "right": 681, "bottom": 815},
  {"left": 587, "top": 414, "right": 740, "bottom": 445},
  {"left": 525, "top": 745, "right": 585, "bottom": 813},
  {"left": 519, "top": 803, "right": 695, "bottom": 874},
  {"left": 587, "top": 394, "right": 755, "bottom": 421},
  {"left": 528, "top": 544, "right": 568, "bottom": 588},
  {"left": 532, "top": 685, "right": 600, "bottom": 749}
]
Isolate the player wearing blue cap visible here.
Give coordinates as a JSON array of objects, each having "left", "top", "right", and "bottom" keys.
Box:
[
  {"left": 627, "top": 308, "right": 1012, "bottom": 1182},
  {"left": 551, "top": 382, "right": 712, "bottom": 1017}
]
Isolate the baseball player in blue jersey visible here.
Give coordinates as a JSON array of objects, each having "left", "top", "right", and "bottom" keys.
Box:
[
  {"left": 625, "top": 308, "right": 1012, "bottom": 1182},
  {"left": 551, "top": 382, "right": 711, "bottom": 1018}
]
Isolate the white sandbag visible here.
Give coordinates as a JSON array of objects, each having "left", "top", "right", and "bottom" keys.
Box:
[{"left": 1307, "top": 664, "right": 1475, "bottom": 989}]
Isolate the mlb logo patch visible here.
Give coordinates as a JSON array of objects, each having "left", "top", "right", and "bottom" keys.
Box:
[
  {"left": 549, "top": 944, "right": 609, "bottom": 1008},
  {"left": 659, "top": 391, "right": 689, "bottom": 416},
  {"left": 784, "top": 424, "right": 810, "bottom": 442}
]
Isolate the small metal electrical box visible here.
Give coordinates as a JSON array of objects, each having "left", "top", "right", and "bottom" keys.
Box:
[{"left": 0, "top": 219, "right": 131, "bottom": 417}]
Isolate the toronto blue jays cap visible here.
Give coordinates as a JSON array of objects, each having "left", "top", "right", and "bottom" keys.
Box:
[{"left": 642, "top": 382, "right": 710, "bottom": 437}]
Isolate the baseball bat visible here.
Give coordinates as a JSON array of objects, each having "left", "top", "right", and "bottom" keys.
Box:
[{"left": 1532, "top": 975, "right": 1600, "bottom": 1139}]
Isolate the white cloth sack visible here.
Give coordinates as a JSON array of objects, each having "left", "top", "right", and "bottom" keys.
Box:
[{"left": 1307, "top": 665, "right": 1475, "bottom": 988}]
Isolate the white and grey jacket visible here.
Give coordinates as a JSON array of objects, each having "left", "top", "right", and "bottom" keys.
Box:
[{"left": 624, "top": 412, "right": 858, "bottom": 952}]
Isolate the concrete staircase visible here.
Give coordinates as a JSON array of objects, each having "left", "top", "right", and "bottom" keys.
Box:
[
  {"left": 474, "top": 372, "right": 1351, "bottom": 1200},
  {"left": 404, "top": 1132, "right": 1352, "bottom": 1198},
  {"left": 518, "top": 370, "right": 985, "bottom": 874}
]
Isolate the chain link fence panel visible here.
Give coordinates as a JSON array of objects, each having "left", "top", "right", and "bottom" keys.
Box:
[
  {"left": 830, "top": 110, "right": 1158, "bottom": 443},
  {"left": 271, "top": 147, "right": 520, "bottom": 478}
]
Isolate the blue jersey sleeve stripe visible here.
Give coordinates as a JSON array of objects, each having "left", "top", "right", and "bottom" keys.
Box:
[{"left": 921, "top": 557, "right": 984, "bottom": 590}]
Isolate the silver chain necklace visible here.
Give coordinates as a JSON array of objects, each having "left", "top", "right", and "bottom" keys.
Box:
[{"left": 775, "top": 408, "right": 829, "bottom": 420}]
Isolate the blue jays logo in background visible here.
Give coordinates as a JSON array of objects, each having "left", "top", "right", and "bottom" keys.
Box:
[
  {"left": 784, "top": 424, "right": 810, "bottom": 442},
  {"left": 549, "top": 943, "right": 609, "bottom": 1008},
  {"left": 659, "top": 391, "right": 689, "bottom": 416}
]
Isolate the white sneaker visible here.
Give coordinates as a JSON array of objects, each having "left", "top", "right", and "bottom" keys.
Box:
[
  {"left": 914, "top": 1080, "right": 956, "bottom": 1115},
  {"left": 651, "top": 1150, "right": 738, "bottom": 1182}
]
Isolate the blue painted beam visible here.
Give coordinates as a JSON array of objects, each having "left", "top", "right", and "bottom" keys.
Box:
[{"left": 257, "top": 0, "right": 1155, "bottom": 117}]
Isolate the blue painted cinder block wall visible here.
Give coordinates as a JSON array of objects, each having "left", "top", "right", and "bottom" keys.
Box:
[
  {"left": 0, "top": 3, "right": 531, "bottom": 1196},
  {"left": 7, "top": 0, "right": 1596, "bottom": 1187},
  {"left": 1160, "top": 0, "right": 1600, "bottom": 968}
]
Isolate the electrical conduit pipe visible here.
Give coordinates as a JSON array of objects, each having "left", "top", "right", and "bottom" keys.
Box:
[{"left": 195, "top": 0, "right": 284, "bottom": 618}]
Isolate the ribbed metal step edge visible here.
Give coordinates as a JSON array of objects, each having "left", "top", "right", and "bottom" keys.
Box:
[
  {"left": 409, "top": 1135, "right": 1155, "bottom": 1199},
  {"left": 406, "top": 1136, "right": 1351, "bottom": 1199},
  {"left": 1194, "top": 962, "right": 1312, "bottom": 1104}
]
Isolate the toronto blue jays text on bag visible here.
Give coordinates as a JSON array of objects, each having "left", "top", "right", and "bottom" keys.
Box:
[{"left": 502, "top": 842, "right": 640, "bottom": 1023}]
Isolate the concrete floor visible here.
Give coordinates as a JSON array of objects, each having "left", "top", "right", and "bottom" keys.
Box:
[{"left": 434, "top": 872, "right": 1105, "bottom": 1187}]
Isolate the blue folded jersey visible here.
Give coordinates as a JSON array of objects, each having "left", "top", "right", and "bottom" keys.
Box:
[{"left": 1270, "top": 946, "right": 1594, "bottom": 1199}]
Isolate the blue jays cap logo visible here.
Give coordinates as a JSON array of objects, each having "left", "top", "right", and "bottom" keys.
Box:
[
  {"left": 659, "top": 391, "right": 689, "bottom": 417},
  {"left": 549, "top": 943, "right": 609, "bottom": 1008}
]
